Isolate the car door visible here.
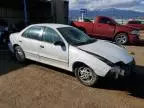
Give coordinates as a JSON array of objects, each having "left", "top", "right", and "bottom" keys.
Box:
[
  {"left": 18, "top": 26, "right": 43, "bottom": 61},
  {"left": 39, "top": 27, "right": 69, "bottom": 69},
  {"left": 94, "top": 17, "right": 115, "bottom": 38},
  {"left": 83, "top": 22, "right": 94, "bottom": 35}
]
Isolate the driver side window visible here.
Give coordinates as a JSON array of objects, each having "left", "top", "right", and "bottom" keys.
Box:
[
  {"left": 99, "top": 18, "right": 111, "bottom": 24},
  {"left": 42, "top": 27, "right": 62, "bottom": 43}
]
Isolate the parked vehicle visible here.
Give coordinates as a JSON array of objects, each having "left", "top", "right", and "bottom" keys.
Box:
[
  {"left": 0, "top": 19, "right": 8, "bottom": 44},
  {"left": 0, "top": 27, "right": 4, "bottom": 44},
  {"left": 126, "top": 20, "right": 144, "bottom": 30},
  {"left": 72, "top": 16, "right": 140, "bottom": 44},
  {"left": 9, "top": 24, "right": 135, "bottom": 86},
  {"left": 0, "top": 26, "right": 8, "bottom": 44}
]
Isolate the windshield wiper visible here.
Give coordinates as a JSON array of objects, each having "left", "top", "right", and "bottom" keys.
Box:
[{"left": 75, "top": 39, "right": 96, "bottom": 46}]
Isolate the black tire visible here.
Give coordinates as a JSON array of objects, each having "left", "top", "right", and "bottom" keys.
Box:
[
  {"left": 14, "top": 46, "right": 25, "bottom": 62},
  {"left": 115, "top": 33, "right": 128, "bottom": 45},
  {"left": 74, "top": 65, "right": 99, "bottom": 87}
]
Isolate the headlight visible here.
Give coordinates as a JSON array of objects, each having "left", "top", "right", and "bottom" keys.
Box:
[{"left": 131, "top": 30, "right": 140, "bottom": 35}]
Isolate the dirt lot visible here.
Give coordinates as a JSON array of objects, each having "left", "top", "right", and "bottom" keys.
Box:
[{"left": 0, "top": 34, "right": 144, "bottom": 108}]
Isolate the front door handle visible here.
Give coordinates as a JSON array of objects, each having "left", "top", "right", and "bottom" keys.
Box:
[{"left": 40, "top": 45, "right": 44, "bottom": 48}]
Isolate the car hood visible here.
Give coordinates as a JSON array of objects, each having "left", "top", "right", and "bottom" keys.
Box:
[
  {"left": 77, "top": 40, "right": 133, "bottom": 64},
  {"left": 118, "top": 24, "right": 140, "bottom": 30},
  {"left": 126, "top": 24, "right": 142, "bottom": 29}
]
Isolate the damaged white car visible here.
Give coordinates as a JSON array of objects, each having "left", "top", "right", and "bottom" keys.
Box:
[{"left": 8, "top": 24, "right": 135, "bottom": 86}]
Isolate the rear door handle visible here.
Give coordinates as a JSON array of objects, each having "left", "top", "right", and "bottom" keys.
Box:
[{"left": 40, "top": 45, "right": 44, "bottom": 48}]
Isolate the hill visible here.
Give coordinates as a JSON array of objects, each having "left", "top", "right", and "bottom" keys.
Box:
[{"left": 69, "top": 8, "right": 144, "bottom": 19}]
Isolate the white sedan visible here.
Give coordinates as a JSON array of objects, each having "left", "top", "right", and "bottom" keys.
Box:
[{"left": 9, "top": 24, "right": 135, "bottom": 86}]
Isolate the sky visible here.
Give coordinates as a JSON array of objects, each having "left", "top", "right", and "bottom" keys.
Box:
[{"left": 69, "top": 0, "right": 144, "bottom": 12}]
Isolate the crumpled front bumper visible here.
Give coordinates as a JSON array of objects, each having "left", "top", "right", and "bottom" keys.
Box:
[
  {"left": 129, "top": 34, "right": 140, "bottom": 43},
  {"left": 106, "top": 59, "right": 136, "bottom": 79}
]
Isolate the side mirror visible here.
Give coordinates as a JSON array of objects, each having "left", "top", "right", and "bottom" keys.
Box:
[{"left": 54, "top": 41, "right": 65, "bottom": 47}]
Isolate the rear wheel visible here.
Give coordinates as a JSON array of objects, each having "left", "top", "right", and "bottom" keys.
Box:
[
  {"left": 74, "top": 65, "right": 99, "bottom": 87},
  {"left": 115, "top": 33, "right": 128, "bottom": 45},
  {"left": 14, "top": 46, "right": 25, "bottom": 62}
]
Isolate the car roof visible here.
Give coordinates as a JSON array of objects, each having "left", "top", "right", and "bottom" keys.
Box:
[{"left": 30, "top": 23, "right": 71, "bottom": 29}]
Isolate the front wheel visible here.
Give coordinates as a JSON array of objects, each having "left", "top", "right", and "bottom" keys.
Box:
[
  {"left": 115, "top": 33, "right": 128, "bottom": 45},
  {"left": 74, "top": 65, "right": 99, "bottom": 87}
]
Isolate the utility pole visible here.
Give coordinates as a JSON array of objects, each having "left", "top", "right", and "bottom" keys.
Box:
[
  {"left": 51, "top": 0, "right": 57, "bottom": 23},
  {"left": 23, "top": 0, "right": 28, "bottom": 26},
  {"left": 80, "top": 9, "right": 87, "bottom": 21},
  {"left": 122, "top": 16, "right": 123, "bottom": 24},
  {"left": 81, "top": 12, "right": 84, "bottom": 21}
]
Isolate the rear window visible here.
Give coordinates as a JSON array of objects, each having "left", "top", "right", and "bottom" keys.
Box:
[
  {"left": 99, "top": 17, "right": 112, "bottom": 24},
  {"left": 22, "top": 26, "right": 43, "bottom": 41},
  {"left": 128, "top": 21, "right": 141, "bottom": 24},
  {"left": 84, "top": 19, "right": 92, "bottom": 22}
]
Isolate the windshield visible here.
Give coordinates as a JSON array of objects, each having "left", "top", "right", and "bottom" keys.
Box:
[{"left": 57, "top": 27, "right": 96, "bottom": 46}]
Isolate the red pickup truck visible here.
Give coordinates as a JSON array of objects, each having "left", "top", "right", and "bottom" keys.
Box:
[{"left": 72, "top": 16, "right": 140, "bottom": 44}]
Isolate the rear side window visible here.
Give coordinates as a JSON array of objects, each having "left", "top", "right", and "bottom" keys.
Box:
[
  {"left": 42, "top": 27, "right": 62, "bottom": 43},
  {"left": 22, "top": 26, "right": 43, "bottom": 41}
]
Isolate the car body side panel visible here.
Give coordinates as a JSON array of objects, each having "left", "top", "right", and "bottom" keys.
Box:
[
  {"left": 68, "top": 46, "right": 111, "bottom": 77},
  {"left": 9, "top": 33, "right": 19, "bottom": 44},
  {"left": 128, "top": 24, "right": 144, "bottom": 30},
  {"left": 93, "top": 23, "right": 115, "bottom": 38},
  {"left": 82, "top": 22, "right": 94, "bottom": 35},
  {"left": 38, "top": 27, "right": 70, "bottom": 70},
  {"left": 39, "top": 42, "right": 69, "bottom": 70},
  {"left": 72, "top": 22, "right": 94, "bottom": 35},
  {"left": 10, "top": 26, "right": 42, "bottom": 61},
  {"left": 93, "top": 16, "right": 116, "bottom": 37},
  {"left": 19, "top": 37, "right": 41, "bottom": 61}
]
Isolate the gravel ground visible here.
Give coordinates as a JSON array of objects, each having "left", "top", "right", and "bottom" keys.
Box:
[{"left": 0, "top": 33, "right": 144, "bottom": 108}]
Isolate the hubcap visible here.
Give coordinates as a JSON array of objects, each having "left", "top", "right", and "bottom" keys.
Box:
[
  {"left": 116, "top": 35, "right": 127, "bottom": 44},
  {"left": 15, "top": 49, "right": 24, "bottom": 61},
  {"left": 78, "top": 67, "right": 93, "bottom": 82}
]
